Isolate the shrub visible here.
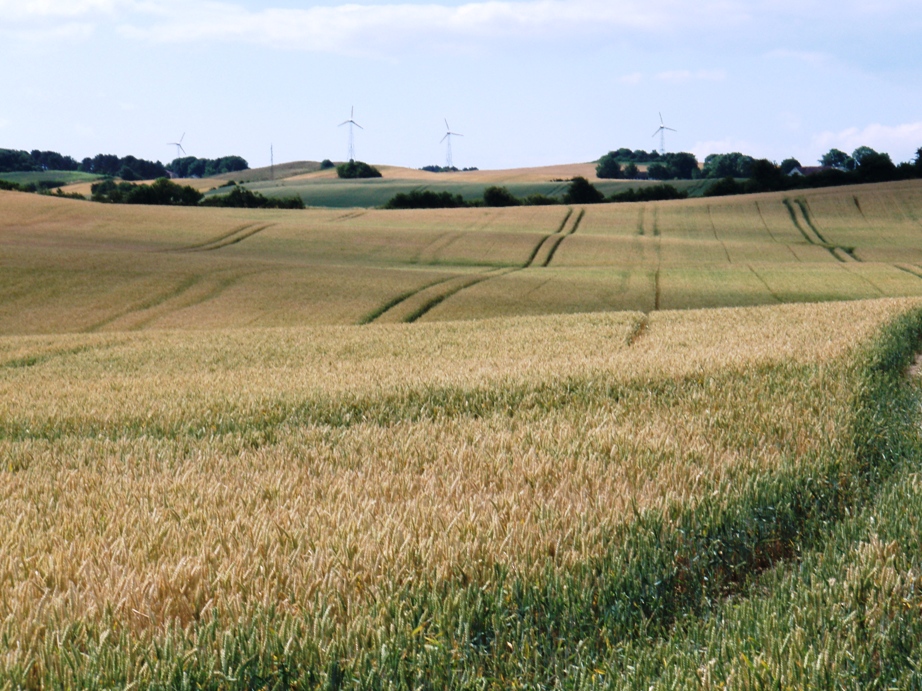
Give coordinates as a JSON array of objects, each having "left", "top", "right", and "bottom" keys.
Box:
[
  {"left": 483, "top": 186, "right": 521, "bottom": 207},
  {"left": 337, "top": 161, "right": 382, "bottom": 179},
  {"left": 384, "top": 190, "right": 467, "bottom": 209},
  {"left": 595, "top": 152, "right": 624, "bottom": 179},
  {"left": 608, "top": 185, "right": 687, "bottom": 203},
  {"left": 563, "top": 176, "right": 604, "bottom": 204},
  {"left": 703, "top": 176, "right": 745, "bottom": 197},
  {"left": 201, "top": 186, "right": 304, "bottom": 209},
  {"left": 320, "top": 159, "right": 335, "bottom": 170}
]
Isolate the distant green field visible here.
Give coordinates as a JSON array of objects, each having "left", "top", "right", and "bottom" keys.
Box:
[
  {"left": 230, "top": 177, "right": 708, "bottom": 208},
  {"left": 0, "top": 170, "right": 101, "bottom": 186}
]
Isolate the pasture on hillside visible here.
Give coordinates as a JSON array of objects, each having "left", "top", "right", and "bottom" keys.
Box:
[{"left": 3, "top": 180, "right": 922, "bottom": 334}]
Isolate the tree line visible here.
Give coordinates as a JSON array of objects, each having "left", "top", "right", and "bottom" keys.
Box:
[
  {"left": 384, "top": 178, "right": 688, "bottom": 209},
  {"left": 0, "top": 148, "right": 250, "bottom": 181},
  {"left": 89, "top": 179, "right": 302, "bottom": 209}
]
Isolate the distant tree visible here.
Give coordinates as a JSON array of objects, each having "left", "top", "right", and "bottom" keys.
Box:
[
  {"left": 337, "top": 160, "right": 382, "bottom": 179},
  {"left": 117, "top": 165, "right": 141, "bottom": 181},
  {"left": 666, "top": 152, "right": 699, "bottom": 179},
  {"left": 595, "top": 152, "right": 624, "bottom": 179},
  {"left": 916, "top": 147, "right": 922, "bottom": 175},
  {"left": 623, "top": 163, "right": 639, "bottom": 179},
  {"left": 647, "top": 162, "right": 672, "bottom": 180},
  {"left": 820, "top": 148, "right": 856, "bottom": 171},
  {"left": 851, "top": 146, "right": 878, "bottom": 166},
  {"left": 780, "top": 158, "right": 801, "bottom": 175},
  {"left": 91, "top": 178, "right": 202, "bottom": 205},
  {"left": 384, "top": 190, "right": 466, "bottom": 209},
  {"left": 522, "top": 194, "right": 560, "bottom": 206},
  {"left": 703, "top": 152, "right": 753, "bottom": 179},
  {"left": 703, "top": 176, "right": 745, "bottom": 197},
  {"left": 320, "top": 159, "right": 335, "bottom": 170},
  {"left": 608, "top": 185, "right": 687, "bottom": 203},
  {"left": 563, "top": 176, "right": 604, "bottom": 204},
  {"left": 0, "top": 149, "right": 37, "bottom": 172},
  {"left": 855, "top": 151, "right": 896, "bottom": 182},
  {"left": 201, "top": 186, "right": 303, "bottom": 209},
  {"left": 483, "top": 186, "right": 521, "bottom": 207},
  {"left": 746, "top": 159, "right": 785, "bottom": 192}
]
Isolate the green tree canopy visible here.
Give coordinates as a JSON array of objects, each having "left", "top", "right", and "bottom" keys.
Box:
[{"left": 595, "top": 152, "right": 624, "bottom": 179}]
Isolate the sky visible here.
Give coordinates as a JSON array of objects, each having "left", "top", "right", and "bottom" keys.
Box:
[{"left": 1, "top": 0, "right": 921, "bottom": 171}]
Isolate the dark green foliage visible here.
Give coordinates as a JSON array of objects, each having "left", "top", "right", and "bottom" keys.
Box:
[
  {"left": 623, "top": 162, "right": 639, "bottom": 179},
  {"left": 337, "top": 160, "right": 382, "bottom": 179},
  {"left": 0, "top": 148, "right": 79, "bottom": 173},
  {"left": 595, "top": 152, "right": 624, "bottom": 179},
  {"left": 820, "top": 147, "right": 856, "bottom": 170},
  {"left": 0, "top": 179, "right": 24, "bottom": 191},
  {"left": 747, "top": 159, "right": 785, "bottom": 192},
  {"left": 522, "top": 194, "right": 561, "bottom": 206},
  {"left": 563, "top": 176, "right": 604, "bottom": 204},
  {"left": 604, "top": 148, "right": 662, "bottom": 163},
  {"left": 703, "top": 152, "right": 754, "bottom": 179},
  {"left": 608, "top": 184, "right": 687, "bottom": 203},
  {"left": 647, "top": 152, "right": 700, "bottom": 180},
  {"left": 168, "top": 156, "right": 249, "bottom": 178},
  {"left": 855, "top": 151, "right": 897, "bottom": 182},
  {"left": 483, "top": 186, "right": 521, "bottom": 207},
  {"left": 703, "top": 176, "right": 746, "bottom": 197},
  {"left": 90, "top": 178, "right": 203, "bottom": 206},
  {"left": 383, "top": 190, "right": 467, "bottom": 209},
  {"left": 320, "top": 159, "right": 335, "bottom": 170},
  {"left": 201, "top": 186, "right": 304, "bottom": 209},
  {"left": 780, "top": 157, "right": 801, "bottom": 175},
  {"left": 80, "top": 154, "right": 168, "bottom": 179},
  {"left": 117, "top": 165, "right": 141, "bottom": 182}
]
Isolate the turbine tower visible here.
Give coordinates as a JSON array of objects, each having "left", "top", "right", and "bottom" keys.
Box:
[
  {"left": 652, "top": 113, "right": 676, "bottom": 156},
  {"left": 167, "top": 133, "right": 186, "bottom": 161},
  {"left": 339, "top": 107, "right": 363, "bottom": 162},
  {"left": 441, "top": 119, "right": 463, "bottom": 169}
]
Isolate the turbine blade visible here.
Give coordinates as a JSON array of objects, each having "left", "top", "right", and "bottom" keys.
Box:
[
  {"left": 180, "top": 133, "right": 185, "bottom": 144},
  {"left": 445, "top": 118, "right": 450, "bottom": 131},
  {"left": 666, "top": 127, "right": 677, "bottom": 132},
  {"left": 652, "top": 128, "right": 661, "bottom": 137},
  {"left": 659, "top": 112, "right": 664, "bottom": 125},
  {"left": 441, "top": 134, "right": 449, "bottom": 143},
  {"left": 179, "top": 145, "right": 186, "bottom": 155},
  {"left": 339, "top": 120, "right": 350, "bottom": 126},
  {"left": 354, "top": 122, "right": 364, "bottom": 129}
]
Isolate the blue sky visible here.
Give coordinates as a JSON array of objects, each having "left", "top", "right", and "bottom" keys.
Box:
[{"left": 2, "top": 0, "right": 920, "bottom": 170}]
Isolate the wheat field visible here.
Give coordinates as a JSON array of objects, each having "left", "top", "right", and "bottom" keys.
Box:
[
  {"left": 4, "top": 180, "right": 922, "bottom": 335},
  {"left": 2, "top": 297, "right": 921, "bottom": 685}
]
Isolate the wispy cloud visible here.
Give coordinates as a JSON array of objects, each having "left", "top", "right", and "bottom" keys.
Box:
[
  {"left": 1, "top": 0, "right": 749, "bottom": 53},
  {"left": 655, "top": 69, "right": 725, "bottom": 82},
  {"left": 812, "top": 122, "right": 922, "bottom": 161}
]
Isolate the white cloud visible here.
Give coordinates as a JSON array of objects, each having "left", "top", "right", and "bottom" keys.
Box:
[
  {"left": 0, "top": 0, "right": 123, "bottom": 19},
  {"left": 812, "top": 122, "right": 922, "bottom": 162},
  {"left": 111, "top": 0, "right": 749, "bottom": 54},
  {"left": 655, "top": 69, "right": 725, "bottom": 82}
]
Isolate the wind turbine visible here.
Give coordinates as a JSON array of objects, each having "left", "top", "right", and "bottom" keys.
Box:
[
  {"left": 339, "top": 107, "right": 363, "bottom": 162},
  {"left": 441, "top": 119, "right": 463, "bottom": 169},
  {"left": 652, "top": 113, "right": 676, "bottom": 156},
  {"left": 167, "top": 133, "right": 186, "bottom": 161}
]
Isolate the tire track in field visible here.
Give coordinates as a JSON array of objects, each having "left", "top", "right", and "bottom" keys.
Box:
[
  {"left": 839, "top": 264, "right": 885, "bottom": 296},
  {"left": 358, "top": 275, "right": 457, "bottom": 325},
  {"left": 895, "top": 265, "right": 922, "bottom": 280},
  {"left": 403, "top": 268, "right": 518, "bottom": 323},
  {"left": 416, "top": 232, "right": 464, "bottom": 264},
  {"left": 164, "top": 223, "right": 276, "bottom": 253},
  {"left": 331, "top": 211, "right": 366, "bottom": 222},
  {"left": 706, "top": 205, "right": 733, "bottom": 263},
  {"left": 0, "top": 341, "right": 123, "bottom": 370},
  {"left": 83, "top": 271, "right": 259, "bottom": 332},
  {"left": 522, "top": 208, "right": 571, "bottom": 268},
  {"left": 531, "top": 208, "right": 584, "bottom": 268},
  {"left": 747, "top": 265, "right": 783, "bottom": 303},
  {"left": 782, "top": 198, "right": 846, "bottom": 262}
]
